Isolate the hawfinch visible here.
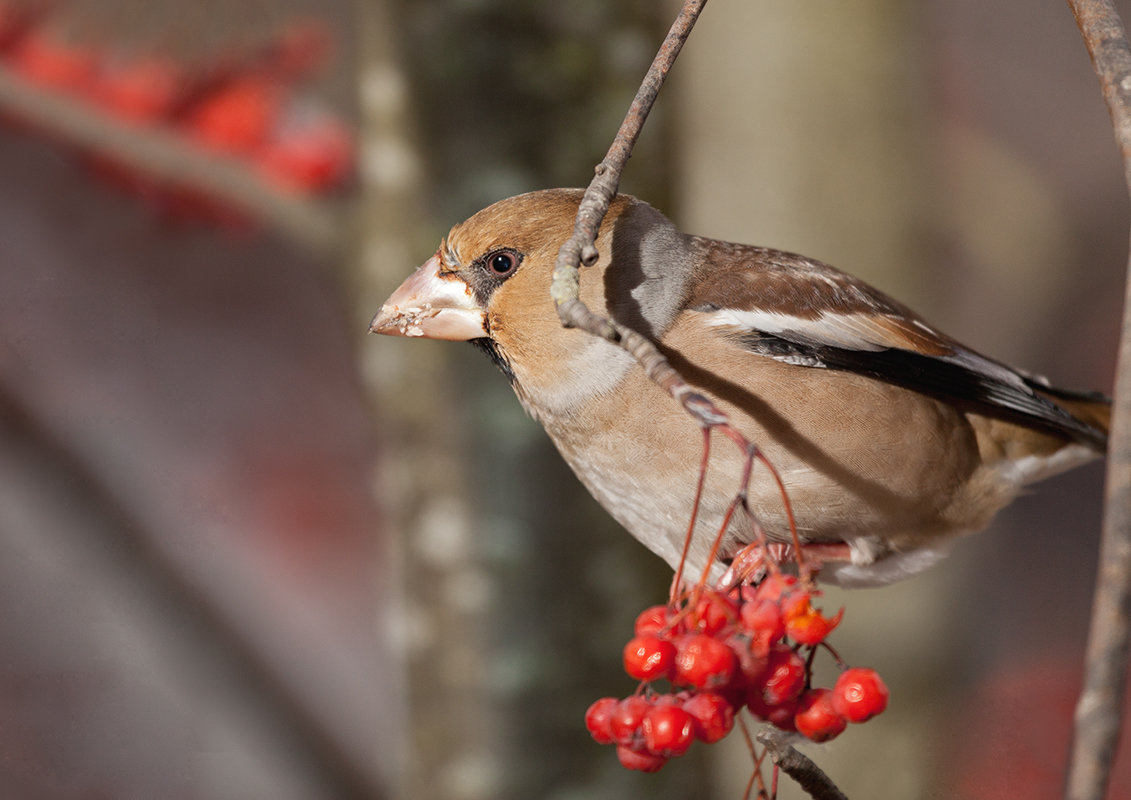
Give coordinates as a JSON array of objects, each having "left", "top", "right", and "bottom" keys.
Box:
[{"left": 371, "top": 189, "right": 1110, "bottom": 586}]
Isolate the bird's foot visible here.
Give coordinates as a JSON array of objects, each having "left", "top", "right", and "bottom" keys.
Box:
[{"left": 717, "top": 540, "right": 853, "bottom": 591}]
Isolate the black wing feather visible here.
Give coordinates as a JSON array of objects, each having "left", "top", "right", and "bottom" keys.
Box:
[{"left": 734, "top": 331, "right": 1107, "bottom": 448}]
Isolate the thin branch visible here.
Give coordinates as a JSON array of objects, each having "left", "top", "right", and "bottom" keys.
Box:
[
  {"left": 548, "top": 0, "right": 728, "bottom": 432},
  {"left": 756, "top": 729, "right": 848, "bottom": 800},
  {"left": 0, "top": 64, "right": 344, "bottom": 254},
  {"left": 1064, "top": 2, "right": 1131, "bottom": 799}
]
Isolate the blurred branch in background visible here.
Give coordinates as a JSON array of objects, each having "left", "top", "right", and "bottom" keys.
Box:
[
  {"left": 0, "top": 0, "right": 353, "bottom": 253},
  {"left": 0, "top": 65, "right": 344, "bottom": 253}
]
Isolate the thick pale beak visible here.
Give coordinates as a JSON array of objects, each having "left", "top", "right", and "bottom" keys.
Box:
[{"left": 369, "top": 254, "right": 487, "bottom": 341}]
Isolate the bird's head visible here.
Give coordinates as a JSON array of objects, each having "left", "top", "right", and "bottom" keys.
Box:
[{"left": 371, "top": 189, "right": 694, "bottom": 415}]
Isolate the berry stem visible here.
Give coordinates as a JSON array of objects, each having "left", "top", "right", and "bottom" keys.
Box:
[
  {"left": 694, "top": 436, "right": 757, "bottom": 590},
  {"left": 820, "top": 640, "right": 848, "bottom": 671},
  {"left": 750, "top": 445, "right": 807, "bottom": 581},
  {"left": 670, "top": 425, "right": 712, "bottom": 605}
]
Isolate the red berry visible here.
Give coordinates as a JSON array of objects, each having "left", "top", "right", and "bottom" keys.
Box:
[
  {"left": 693, "top": 590, "right": 738, "bottom": 635},
  {"left": 753, "top": 573, "right": 798, "bottom": 603},
  {"left": 758, "top": 645, "right": 807, "bottom": 705},
  {"left": 615, "top": 744, "right": 668, "bottom": 772},
  {"left": 739, "top": 599, "right": 786, "bottom": 643},
  {"left": 673, "top": 634, "right": 737, "bottom": 690},
  {"left": 724, "top": 632, "right": 768, "bottom": 687},
  {"left": 746, "top": 691, "right": 799, "bottom": 731},
  {"left": 608, "top": 696, "right": 652, "bottom": 747},
  {"left": 779, "top": 586, "right": 810, "bottom": 615},
  {"left": 794, "top": 689, "right": 847, "bottom": 742},
  {"left": 681, "top": 691, "right": 735, "bottom": 743},
  {"left": 833, "top": 668, "right": 889, "bottom": 722},
  {"left": 641, "top": 704, "right": 695, "bottom": 757},
  {"left": 584, "top": 697, "right": 619, "bottom": 745},
  {"left": 634, "top": 604, "right": 674, "bottom": 637},
  {"left": 784, "top": 600, "right": 843, "bottom": 645},
  {"left": 623, "top": 635, "right": 676, "bottom": 682}
]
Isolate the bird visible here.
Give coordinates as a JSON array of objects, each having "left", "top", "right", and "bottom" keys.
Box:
[{"left": 370, "top": 188, "right": 1110, "bottom": 587}]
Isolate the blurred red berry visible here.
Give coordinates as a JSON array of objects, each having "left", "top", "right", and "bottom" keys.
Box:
[
  {"left": 92, "top": 57, "right": 183, "bottom": 122},
  {"left": 681, "top": 691, "right": 735, "bottom": 743},
  {"left": 794, "top": 688, "right": 847, "bottom": 742},
  {"left": 608, "top": 696, "right": 652, "bottom": 747},
  {"left": 673, "top": 634, "right": 737, "bottom": 690},
  {"left": 584, "top": 697, "right": 619, "bottom": 745},
  {"left": 615, "top": 744, "right": 667, "bottom": 772},
  {"left": 0, "top": 3, "right": 37, "bottom": 52},
  {"left": 833, "top": 667, "right": 889, "bottom": 723},
  {"left": 642, "top": 704, "right": 695, "bottom": 757},
  {"left": 256, "top": 115, "right": 351, "bottom": 192},
  {"left": 11, "top": 30, "right": 97, "bottom": 92},
  {"left": 623, "top": 635, "right": 676, "bottom": 682},
  {"left": 183, "top": 77, "right": 281, "bottom": 153}
]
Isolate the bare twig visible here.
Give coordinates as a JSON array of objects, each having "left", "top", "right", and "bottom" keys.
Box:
[
  {"left": 548, "top": 0, "right": 724, "bottom": 431},
  {"left": 756, "top": 729, "right": 848, "bottom": 800},
  {"left": 0, "top": 65, "right": 344, "bottom": 254},
  {"left": 1065, "top": 2, "right": 1131, "bottom": 798}
]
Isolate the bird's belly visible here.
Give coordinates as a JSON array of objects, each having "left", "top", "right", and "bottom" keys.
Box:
[{"left": 539, "top": 364, "right": 1006, "bottom": 581}]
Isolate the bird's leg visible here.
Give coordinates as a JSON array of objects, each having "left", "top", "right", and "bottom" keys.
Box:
[{"left": 716, "top": 541, "right": 773, "bottom": 591}]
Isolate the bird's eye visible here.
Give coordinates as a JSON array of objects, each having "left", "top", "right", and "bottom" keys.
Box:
[{"left": 484, "top": 249, "right": 521, "bottom": 278}]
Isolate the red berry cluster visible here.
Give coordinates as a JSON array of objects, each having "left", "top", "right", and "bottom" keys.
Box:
[
  {"left": 0, "top": 2, "right": 352, "bottom": 223},
  {"left": 585, "top": 574, "right": 889, "bottom": 772}
]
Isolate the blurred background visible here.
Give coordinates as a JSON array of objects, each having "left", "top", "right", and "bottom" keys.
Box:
[{"left": 0, "top": 0, "right": 1128, "bottom": 798}]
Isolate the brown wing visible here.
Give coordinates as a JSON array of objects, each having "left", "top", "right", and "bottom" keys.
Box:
[{"left": 687, "top": 239, "right": 1109, "bottom": 449}]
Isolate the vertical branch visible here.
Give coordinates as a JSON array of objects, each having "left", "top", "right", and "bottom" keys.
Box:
[{"left": 1065, "top": 2, "right": 1131, "bottom": 799}]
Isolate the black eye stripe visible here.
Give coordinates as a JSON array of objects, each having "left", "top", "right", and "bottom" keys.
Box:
[{"left": 462, "top": 247, "right": 525, "bottom": 308}]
